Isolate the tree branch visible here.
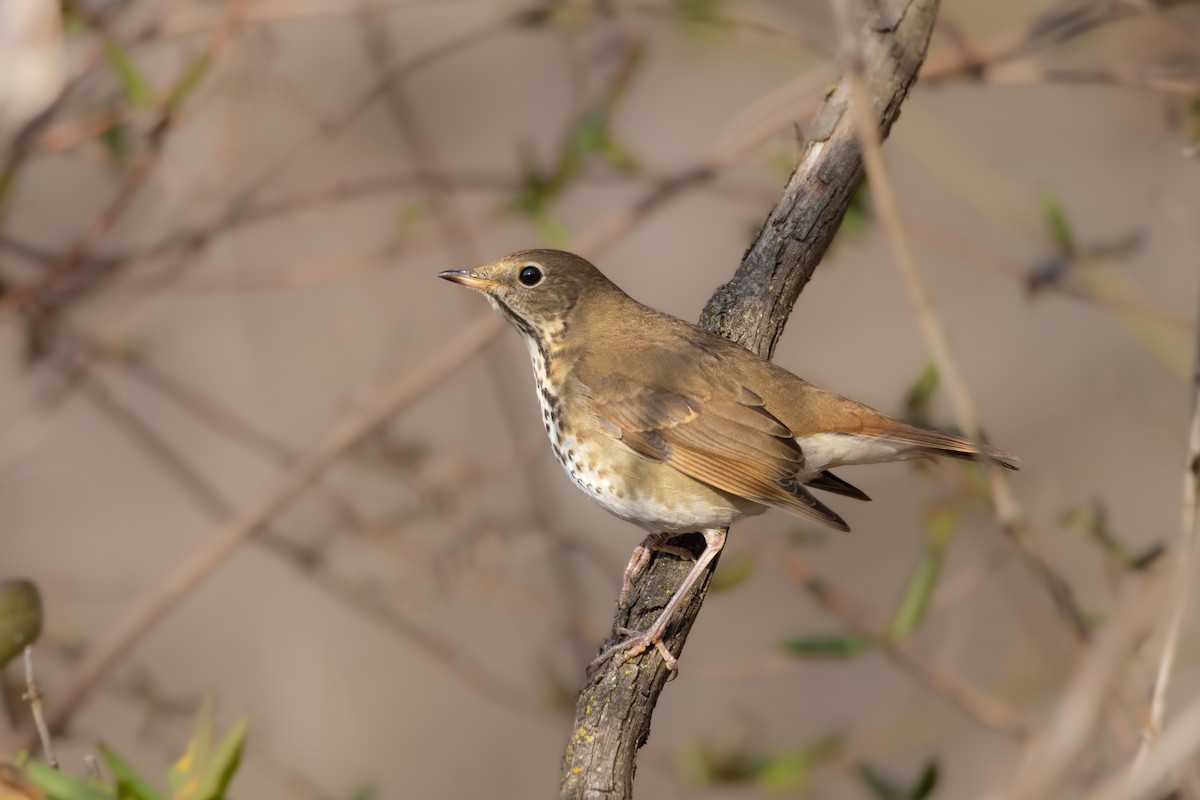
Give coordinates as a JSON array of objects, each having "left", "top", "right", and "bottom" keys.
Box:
[{"left": 558, "top": 1, "right": 941, "bottom": 798}]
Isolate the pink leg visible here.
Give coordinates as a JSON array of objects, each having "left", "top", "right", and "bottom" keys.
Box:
[
  {"left": 619, "top": 532, "right": 696, "bottom": 605},
  {"left": 593, "top": 528, "right": 727, "bottom": 673}
]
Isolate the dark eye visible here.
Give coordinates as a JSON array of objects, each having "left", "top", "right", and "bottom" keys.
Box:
[{"left": 519, "top": 265, "right": 543, "bottom": 286}]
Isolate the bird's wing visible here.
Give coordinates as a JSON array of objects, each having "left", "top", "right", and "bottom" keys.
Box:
[
  {"left": 806, "top": 470, "right": 871, "bottom": 501},
  {"left": 588, "top": 374, "right": 849, "bottom": 531}
]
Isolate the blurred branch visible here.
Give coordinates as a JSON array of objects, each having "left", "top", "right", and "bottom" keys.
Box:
[
  {"left": 1001, "top": 578, "right": 1168, "bottom": 800},
  {"left": 38, "top": 312, "right": 502, "bottom": 737},
  {"left": 1134, "top": 285, "right": 1200, "bottom": 771},
  {"left": 1087, "top": 692, "right": 1200, "bottom": 800},
  {"left": 358, "top": 4, "right": 596, "bottom": 661},
  {"left": 229, "top": 1, "right": 553, "bottom": 211},
  {"left": 905, "top": 213, "right": 1193, "bottom": 331},
  {"left": 22, "top": 648, "right": 56, "bottom": 768},
  {"left": 559, "top": 2, "right": 942, "bottom": 798},
  {"left": 766, "top": 539, "right": 1030, "bottom": 741},
  {"left": 0, "top": 0, "right": 251, "bottom": 326},
  {"left": 922, "top": 0, "right": 1197, "bottom": 86},
  {"left": 837, "top": 0, "right": 1092, "bottom": 646},
  {"left": 92, "top": 346, "right": 603, "bottom": 648}
]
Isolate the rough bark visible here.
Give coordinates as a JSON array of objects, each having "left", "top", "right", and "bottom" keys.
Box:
[{"left": 559, "top": 2, "right": 941, "bottom": 798}]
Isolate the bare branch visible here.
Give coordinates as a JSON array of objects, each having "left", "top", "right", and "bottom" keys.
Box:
[
  {"left": 40, "top": 312, "right": 502, "bottom": 736},
  {"left": 1134, "top": 284, "right": 1200, "bottom": 771}
]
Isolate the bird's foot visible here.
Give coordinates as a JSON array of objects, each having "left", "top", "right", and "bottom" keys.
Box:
[
  {"left": 588, "top": 622, "right": 677, "bottom": 675},
  {"left": 619, "top": 533, "right": 695, "bottom": 605},
  {"left": 593, "top": 528, "right": 727, "bottom": 678}
]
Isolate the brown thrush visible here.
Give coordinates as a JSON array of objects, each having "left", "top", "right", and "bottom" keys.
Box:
[{"left": 439, "top": 250, "right": 1017, "bottom": 671}]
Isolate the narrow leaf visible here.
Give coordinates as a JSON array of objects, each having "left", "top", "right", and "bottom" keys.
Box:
[
  {"left": 753, "top": 736, "right": 841, "bottom": 793},
  {"left": 166, "top": 55, "right": 212, "bottom": 111},
  {"left": 532, "top": 210, "right": 570, "bottom": 247},
  {"left": 859, "top": 760, "right": 939, "bottom": 800},
  {"left": 903, "top": 362, "right": 939, "bottom": 428},
  {"left": 99, "top": 122, "right": 132, "bottom": 163},
  {"left": 168, "top": 699, "right": 214, "bottom": 800},
  {"left": 890, "top": 506, "right": 956, "bottom": 639},
  {"left": 709, "top": 553, "right": 755, "bottom": 593},
  {"left": 1040, "top": 190, "right": 1075, "bottom": 257},
  {"left": 100, "top": 744, "right": 167, "bottom": 800},
  {"left": 0, "top": 579, "right": 43, "bottom": 669},
  {"left": 191, "top": 716, "right": 247, "bottom": 800},
  {"left": 104, "top": 43, "right": 155, "bottom": 107},
  {"left": 838, "top": 182, "right": 872, "bottom": 240},
  {"left": 23, "top": 761, "right": 113, "bottom": 800},
  {"left": 780, "top": 634, "right": 869, "bottom": 659}
]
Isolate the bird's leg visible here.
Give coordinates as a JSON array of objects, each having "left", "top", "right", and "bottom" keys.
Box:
[
  {"left": 619, "top": 531, "right": 696, "bottom": 605},
  {"left": 593, "top": 527, "right": 727, "bottom": 673}
]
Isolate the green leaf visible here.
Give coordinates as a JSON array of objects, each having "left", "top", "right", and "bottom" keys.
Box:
[
  {"left": 709, "top": 553, "right": 755, "bottom": 593},
  {"left": 561, "top": 113, "right": 606, "bottom": 180},
  {"left": 104, "top": 42, "right": 155, "bottom": 108},
  {"left": 753, "top": 736, "right": 841, "bottom": 794},
  {"left": 166, "top": 55, "right": 212, "bottom": 111},
  {"left": 838, "top": 181, "right": 873, "bottom": 240},
  {"left": 674, "top": 0, "right": 725, "bottom": 34},
  {"left": 99, "top": 121, "right": 132, "bottom": 163},
  {"left": 859, "top": 760, "right": 939, "bottom": 800},
  {"left": 890, "top": 505, "right": 956, "bottom": 639},
  {"left": 1129, "top": 543, "right": 1165, "bottom": 571},
  {"left": 594, "top": 131, "right": 637, "bottom": 173},
  {"left": 0, "top": 579, "right": 43, "bottom": 669},
  {"left": 1060, "top": 502, "right": 1161, "bottom": 572},
  {"left": 169, "top": 699, "right": 213, "bottom": 800},
  {"left": 675, "top": 739, "right": 757, "bottom": 788},
  {"left": 767, "top": 151, "right": 794, "bottom": 180},
  {"left": 903, "top": 362, "right": 939, "bottom": 429},
  {"left": 24, "top": 760, "right": 113, "bottom": 800},
  {"left": 780, "top": 634, "right": 869, "bottom": 659},
  {"left": 531, "top": 210, "right": 571, "bottom": 247},
  {"left": 1081, "top": 232, "right": 1143, "bottom": 263},
  {"left": 1040, "top": 190, "right": 1076, "bottom": 257},
  {"left": 349, "top": 787, "right": 378, "bottom": 800},
  {"left": 101, "top": 744, "right": 167, "bottom": 800},
  {"left": 167, "top": 699, "right": 248, "bottom": 800},
  {"left": 191, "top": 716, "right": 247, "bottom": 800}
]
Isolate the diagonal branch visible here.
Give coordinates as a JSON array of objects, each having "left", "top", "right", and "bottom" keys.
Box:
[
  {"left": 559, "top": 2, "right": 941, "bottom": 798},
  {"left": 38, "top": 312, "right": 503, "bottom": 737}
]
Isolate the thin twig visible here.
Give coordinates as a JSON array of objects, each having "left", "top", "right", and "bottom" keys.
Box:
[
  {"left": 81, "top": 357, "right": 564, "bottom": 717},
  {"left": 358, "top": 6, "right": 595, "bottom": 661},
  {"left": 835, "top": 0, "right": 1091, "bottom": 643},
  {"left": 0, "top": 0, "right": 252, "bottom": 324},
  {"left": 999, "top": 578, "right": 1169, "bottom": 800},
  {"left": 1087, "top": 690, "right": 1200, "bottom": 800},
  {"left": 765, "top": 538, "right": 1030, "bottom": 741},
  {"left": 40, "top": 312, "right": 502, "bottom": 735},
  {"left": 1134, "top": 285, "right": 1200, "bottom": 770},
  {"left": 22, "top": 648, "right": 57, "bottom": 767}
]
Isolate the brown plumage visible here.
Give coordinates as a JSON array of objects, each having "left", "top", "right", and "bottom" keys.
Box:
[{"left": 439, "top": 249, "right": 1017, "bottom": 670}]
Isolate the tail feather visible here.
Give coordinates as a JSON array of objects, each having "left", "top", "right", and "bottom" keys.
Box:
[{"left": 870, "top": 421, "right": 1019, "bottom": 470}]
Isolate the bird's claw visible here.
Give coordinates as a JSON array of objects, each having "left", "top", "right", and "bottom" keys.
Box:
[{"left": 588, "top": 625, "right": 678, "bottom": 675}]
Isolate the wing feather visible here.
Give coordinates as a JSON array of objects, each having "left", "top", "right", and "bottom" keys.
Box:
[{"left": 590, "top": 377, "right": 848, "bottom": 531}]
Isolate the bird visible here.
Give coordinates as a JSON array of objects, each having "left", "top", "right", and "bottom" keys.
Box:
[{"left": 439, "top": 249, "right": 1017, "bottom": 671}]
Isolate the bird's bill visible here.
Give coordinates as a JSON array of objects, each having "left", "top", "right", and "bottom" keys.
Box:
[{"left": 438, "top": 270, "right": 504, "bottom": 292}]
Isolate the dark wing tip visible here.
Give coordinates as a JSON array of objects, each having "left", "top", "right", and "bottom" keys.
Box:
[{"left": 806, "top": 470, "right": 872, "bottom": 502}]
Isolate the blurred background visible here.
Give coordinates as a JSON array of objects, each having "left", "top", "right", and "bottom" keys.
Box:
[{"left": 1, "top": 0, "right": 1199, "bottom": 797}]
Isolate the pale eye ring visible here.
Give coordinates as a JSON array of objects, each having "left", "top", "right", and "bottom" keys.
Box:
[{"left": 519, "top": 265, "right": 543, "bottom": 286}]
